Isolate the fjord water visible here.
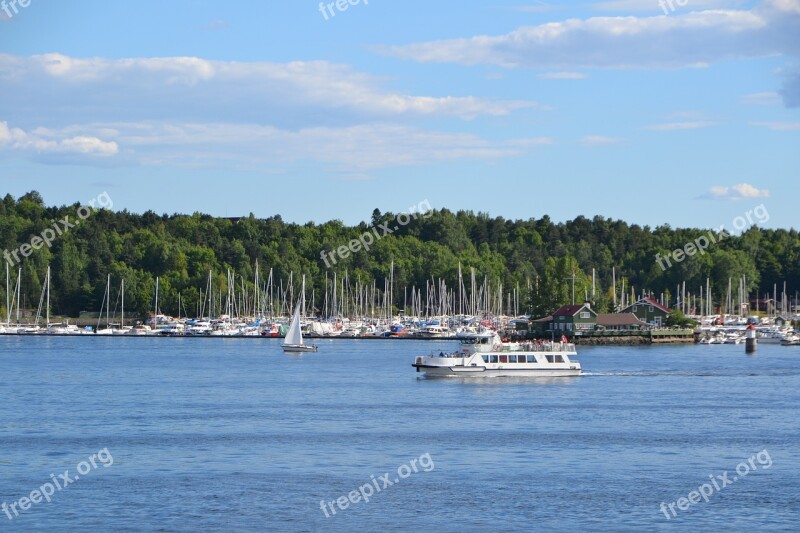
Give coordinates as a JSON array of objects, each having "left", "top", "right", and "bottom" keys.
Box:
[{"left": 1, "top": 337, "right": 798, "bottom": 532}]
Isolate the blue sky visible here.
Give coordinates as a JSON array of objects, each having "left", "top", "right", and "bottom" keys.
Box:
[{"left": 0, "top": 0, "right": 798, "bottom": 230}]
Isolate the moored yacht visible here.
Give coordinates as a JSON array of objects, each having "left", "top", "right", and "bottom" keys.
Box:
[
  {"left": 417, "top": 324, "right": 451, "bottom": 338},
  {"left": 412, "top": 331, "right": 581, "bottom": 377}
]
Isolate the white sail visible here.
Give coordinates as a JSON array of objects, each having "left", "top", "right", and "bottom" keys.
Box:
[{"left": 284, "top": 305, "right": 303, "bottom": 346}]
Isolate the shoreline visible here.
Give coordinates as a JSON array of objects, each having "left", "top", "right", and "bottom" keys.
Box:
[{"left": 0, "top": 332, "right": 699, "bottom": 344}]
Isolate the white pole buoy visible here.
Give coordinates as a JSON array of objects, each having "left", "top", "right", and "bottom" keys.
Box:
[{"left": 745, "top": 323, "right": 757, "bottom": 354}]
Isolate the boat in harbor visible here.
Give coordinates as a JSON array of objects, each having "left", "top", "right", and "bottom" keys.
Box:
[
  {"left": 412, "top": 331, "right": 581, "bottom": 377},
  {"left": 416, "top": 323, "right": 451, "bottom": 338},
  {"left": 282, "top": 304, "right": 318, "bottom": 353}
]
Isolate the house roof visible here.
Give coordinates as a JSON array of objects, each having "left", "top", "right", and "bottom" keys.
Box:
[
  {"left": 530, "top": 315, "right": 553, "bottom": 323},
  {"left": 553, "top": 304, "right": 596, "bottom": 317},
  {"left": 597, "top": 313, "right": 647, "bottom": 327},
  {"left": 624, "top": 297, "right": 670, "bottom": 314}
]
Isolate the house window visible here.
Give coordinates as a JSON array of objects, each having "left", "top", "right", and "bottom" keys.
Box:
[
  {"left": 633, "top": 306, "right": 638, "bottom": 312},
  {"left": 649, "top": 306, "right": 653, "bottom": 312},
  {"left": 580, "top": 312, "right": 590, "bottom": 319}
]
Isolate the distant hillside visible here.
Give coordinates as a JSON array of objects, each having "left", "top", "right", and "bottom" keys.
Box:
[{"left": 1, "top": 191, "right": 797, "bottom": 317}]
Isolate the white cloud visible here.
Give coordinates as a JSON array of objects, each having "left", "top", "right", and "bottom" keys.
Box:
[
  {"left": 514, "top": 2, "right": 561, "bottom": 14},
  {"left": 0, "top": 121, "right": 118, "bottom": 158},
  {"left": 592, "top": 0, "right": 745, "bottom": 11},
  {"left": 0, "top": 121, "right": 551, "bottom": 171},
  {"left": 383, "top": 1, "right": 798, "bottom": 70},
  {"left": 538, "top": 71, "right": 589, "bottom": 79},
  {"left": 205, "top": 19, "right": 229, "bottom": 31},
  {"left": 580, "top": 135, "right": 624, "bottom": 146},
  {"left": 741, "top": 91, "right": 782, "bottom": 104},
  {"left": 646, "top": 121, "right": 718, "bottom": 130},
  {"left": 768, "top": 0, "right": 800, "bottom": 14},
  {"left": 0, "top": 53, "right": 542, "bottom": 124},
  {"left": 750, "top": 120, "right": 800, "bottom": 130},
  {"left": 707, "top": 183, "right": 770, "bottom": 199},
  {"left": 779, "top": 66, "right": 800, "bottom": 107}
]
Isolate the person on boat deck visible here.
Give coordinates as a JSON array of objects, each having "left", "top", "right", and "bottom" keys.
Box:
[{"left": 439, "top": 351, "right": 445, "bottom": 357}]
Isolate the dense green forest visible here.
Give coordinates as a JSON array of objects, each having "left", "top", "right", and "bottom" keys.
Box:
[{"left": 0, "top": 191, "right": 798, "bottom": 318}]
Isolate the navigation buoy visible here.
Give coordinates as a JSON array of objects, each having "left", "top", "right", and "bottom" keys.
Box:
[{"left": 745, "top": 324, "right": 757, "bottom": 354}]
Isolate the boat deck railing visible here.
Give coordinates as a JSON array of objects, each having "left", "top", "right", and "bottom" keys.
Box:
[
  {"left": 429, "top": 342, "right": 576, "bottom": 358},
  {"left": 496, "top": 342, "right": 576, "bottom": 353}
]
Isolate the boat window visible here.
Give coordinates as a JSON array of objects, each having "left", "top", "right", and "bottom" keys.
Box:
[
  {"left": 518, "top": 356, "right": 526, "bottom": 363},
  {"left": 546, "top": 355, "right": 554, "bottom": 363},
  {"left": 490, "top": 355, "right": 499, "bottom": 363},
  {"left": 554, "top": 355, "right": 564, "bottom": 363},
  {"left": 481, "top": 355, "right": 489, "bottom": 363},
  {"left": 499, "top": 355, "right": 508, "bottom": 363},
  {"left": 527, "top": 355, "right": 537, "bottom": 363},
  {"left": 509, "top": 355, "right": 517, "bottom": 363}
]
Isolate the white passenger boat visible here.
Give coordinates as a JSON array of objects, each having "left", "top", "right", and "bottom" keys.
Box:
[{"left": 412, "top": 331, "right": 581, "bottom": 377}]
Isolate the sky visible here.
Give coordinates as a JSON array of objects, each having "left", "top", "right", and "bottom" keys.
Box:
[{"left": 0, "top": 0, "right": 798, "bottom": 230}]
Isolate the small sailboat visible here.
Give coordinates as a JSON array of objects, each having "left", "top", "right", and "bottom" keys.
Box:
[{"left": 282, "top": 303, "right": 317, "bottom": 353}]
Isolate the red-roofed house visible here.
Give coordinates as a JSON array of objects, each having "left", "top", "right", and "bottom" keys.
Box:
[
  {"left": 549, "top": 303, "right": 597, "bottom": 333},
  {"left": 596, "top": 313, "right": 648, "bottom": 330},
  {"left": 621, "top": 297, "right": 670, "bottom": 327}
]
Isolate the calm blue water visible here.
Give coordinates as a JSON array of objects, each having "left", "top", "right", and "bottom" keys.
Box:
[{"left": 1, "top": 337, "right": 798, "bottom": 532}]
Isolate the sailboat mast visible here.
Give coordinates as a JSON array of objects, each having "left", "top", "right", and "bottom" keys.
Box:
[
  {"left": 46, "top": 266, "right": 50, "bottom": 326},
  {"left": 154, "top": 276, "right": 159, "bottom": 321},
  {"left": 107, "top": 273, "right": 111, "bottom": 327},
  {"left": 16, "top": 268, "right": 20, "bottom": 324}
]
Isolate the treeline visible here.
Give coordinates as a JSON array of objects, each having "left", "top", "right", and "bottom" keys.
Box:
[{"left": 0, "top": 191, "right": 798, "bottom": 318}]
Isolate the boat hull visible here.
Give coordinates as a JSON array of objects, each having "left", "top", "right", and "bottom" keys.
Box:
[
  {"left": 282, "top": 344, "right": 318, "bottom": 353},
  {"left": 412, "top": 364, "right": 581, "bottom": 377}
]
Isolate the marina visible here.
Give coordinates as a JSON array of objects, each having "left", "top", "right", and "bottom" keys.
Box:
[{"left": 2, "top": 0, "right": 799, "bottom": 530}]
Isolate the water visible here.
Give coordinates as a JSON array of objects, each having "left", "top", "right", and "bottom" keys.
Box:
[{"left": 1, "top": 337, "right": 798, "bottom": 532}]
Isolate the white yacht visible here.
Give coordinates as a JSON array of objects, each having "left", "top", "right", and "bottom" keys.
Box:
[
  {"left": 413, "top": 331, "right": 581, "bottom": 377},
  {"left": 417, "top": 324, "right": 451, "bottom": 338},
  {"left": 126, "top": 324, "right": 153, "bottom": 336},
  {"left": 757, "top": 327, "right": 795, "bottom": 344}
]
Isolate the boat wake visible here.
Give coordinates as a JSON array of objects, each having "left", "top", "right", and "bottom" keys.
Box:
[{"left": 581, "top": 369, "right": 800, "bottom": 377}]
